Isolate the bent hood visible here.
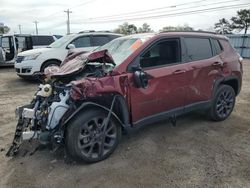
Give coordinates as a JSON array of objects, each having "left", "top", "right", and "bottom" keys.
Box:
[{"left": 44, "top": 49, "right": 115, "bottom": 78}]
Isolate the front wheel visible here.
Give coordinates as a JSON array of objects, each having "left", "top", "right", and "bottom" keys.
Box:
[
  {"left": 208, "top": 85, "right": 236, "bottom": 121},
  {"left": 66, "top": 109, "right": 121, "bottom": 163}
]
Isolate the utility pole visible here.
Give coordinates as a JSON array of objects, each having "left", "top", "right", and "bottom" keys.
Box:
[
  {"left": 64, "top": 9, "right": 72, "bottom": 34},
  {"left": 33, "top": 21, "right": 39, "bottom": 35},
  {"left": 18, "top": 25, "right": 22, "bottom": 34}
]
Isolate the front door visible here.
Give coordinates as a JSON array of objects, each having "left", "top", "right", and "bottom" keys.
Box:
[
  {"left": 129, "top": 38, "right": 189, "bottom": 123},
  {"left": 1, "top": 36, "right": 15, "bottom": 62}
]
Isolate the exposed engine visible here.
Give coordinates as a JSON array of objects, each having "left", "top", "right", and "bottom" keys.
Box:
[{"left": 6, "top": 49, "right": 116, "bottom": 156}]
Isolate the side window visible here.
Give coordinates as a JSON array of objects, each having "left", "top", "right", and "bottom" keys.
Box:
[
  {"left": 109, "top": 35, "right": 120, "bottom": 41},
  {"left": 92, "top": 36, "right": 110, "bottom": 46},
  {"left": 184, "top": 37, "right": 213, "bottom": 61},
  {"left": 2, "top": 37, "right": 10, "bottom": 49},
  {"left": 71, "top": 36, "right": 91, "bottom": 48},
  {"left": 140, "top": 39, "right": 181, "bottom": 68},
  {"left": 32, "top": 36, "right": 54, "bottom": 46},
  {"left": 213, "top": 39, "right": 223, "bottom": 54}
]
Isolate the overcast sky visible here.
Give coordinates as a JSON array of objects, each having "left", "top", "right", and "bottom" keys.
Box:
[{"left": 0, "top": 0, "right": 249, "bottom": 35}]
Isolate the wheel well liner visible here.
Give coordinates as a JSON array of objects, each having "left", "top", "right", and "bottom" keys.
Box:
[{"left": 62, "top": 95, "right": 131, "bottom": 131}]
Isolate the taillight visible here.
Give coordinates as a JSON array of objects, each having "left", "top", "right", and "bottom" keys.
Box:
[{"left": 239, "top": 56, "right": 243, "bottom": 63}]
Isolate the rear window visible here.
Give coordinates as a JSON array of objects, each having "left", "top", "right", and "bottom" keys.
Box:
[
  {"left": 32, "top": 36, "right": 54, "bottom": 46},
  {"left": 213, "top": 39, "right": 223, "bottom": 54},
  {"left": 184, "top": 37, "right": 213, "bottom": 61},
  {"left": 92, "top": 36, "right": 110, "bottom": 46}
]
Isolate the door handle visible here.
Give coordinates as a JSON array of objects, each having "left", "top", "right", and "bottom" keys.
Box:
[
  {"left": 212, "top": 61, "right": 223, "bottom": 66},
  {"left": 173, "top": 70, "right": 186, "bottom": 74}
]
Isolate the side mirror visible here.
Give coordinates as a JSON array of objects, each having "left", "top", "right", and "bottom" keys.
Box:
[
  {"left": 67, "top": 44, "right": 75, "bottom": 49},
  {"left": 133, "top": 70, "right": 149, "bottom": 89}
]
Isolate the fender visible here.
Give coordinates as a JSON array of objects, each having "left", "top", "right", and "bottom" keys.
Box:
[
  {"left": 213, "top": 75, "right": 240, "bottom": 96},
  {"left": 62, "top": 95, "right": 131, "bottom": 132}
]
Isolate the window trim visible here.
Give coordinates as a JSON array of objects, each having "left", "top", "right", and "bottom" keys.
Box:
[{"left": 128, "top": 37, "right": 183, "bottom": 71}]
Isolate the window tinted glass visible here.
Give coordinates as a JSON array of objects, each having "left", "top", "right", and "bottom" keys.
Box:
[
  {"left": 32, "top": 36, "right": 54, "bottom": 46},
  {"left": 109, "top": 35, "right": 121, "bottom": 41},
  {"left": 185, "top": 37, "right": 212, "bottom": 61},
  {"left": 92, "top": 36, "right": 110, "bottom": 46},
  {"left": 71, "top": 36, "right": 91, "bottom": 48},
  {"left": 213, "top": 39, "right": 223, "bottom": 54},
  {"left": 140, "top": 39, "right": 181, "bottom": 68}
]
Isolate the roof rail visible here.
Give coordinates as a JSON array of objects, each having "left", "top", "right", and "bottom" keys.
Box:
[
  {"left": 97, "top": 30, "right": 111, "bottom": 33},
  {"left": 160, "top": 30, "right": 217, "bottom": 35},
  {"left": 78, "top": 30, "right": 95, "bottom": 33}
]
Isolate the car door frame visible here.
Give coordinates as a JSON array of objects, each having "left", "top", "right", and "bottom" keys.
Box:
[
  {"left": 127, "top": 36, "right": 190, "bottom": 126},
  {"left": 180, "top": 35, "right": 224, "bottom": 111}
]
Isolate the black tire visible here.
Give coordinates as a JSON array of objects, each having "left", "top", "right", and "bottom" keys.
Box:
[
  {"left": 66, "top": 108, "right": 121, "bottom": 163},
  {"left": 208, "top": 84, "right": 236, "bottom": 121},
  {"left": 41, "top": 60, "right": 61, "bottom": 73}
]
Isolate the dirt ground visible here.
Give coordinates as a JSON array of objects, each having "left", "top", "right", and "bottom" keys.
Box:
[{"left": 0, "top": 61, "right": 249, "bottom": 188}]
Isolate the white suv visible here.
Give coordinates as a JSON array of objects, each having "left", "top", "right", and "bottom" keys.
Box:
[{"left": 15, "top": 32, "right": 122, "bottom": 78}]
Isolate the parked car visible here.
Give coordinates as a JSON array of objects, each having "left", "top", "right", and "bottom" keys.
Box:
[
  {"left": 14, "top": 31, "right": 122, "bottom": 78},
  {"left": 7, "top": 32, "right": 243, "bottom": 163},
  {"left": 0, "top": 34, "right": 58, "bottom": 66}
]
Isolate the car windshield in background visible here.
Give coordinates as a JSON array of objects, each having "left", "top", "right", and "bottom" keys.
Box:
[
  {"left": 49, "top": 35, "right": 74, "bottom": 48},
  {"left": 96, "top": 34, "right": 155, "bottom": 66}
]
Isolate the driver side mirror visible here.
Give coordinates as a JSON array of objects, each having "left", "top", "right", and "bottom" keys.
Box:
[
  {"left": 67, "top": 44, "right": 76, "bottom": 49},
  {"left": 133, "top": 70, "right": 149, "bottom": 89}
]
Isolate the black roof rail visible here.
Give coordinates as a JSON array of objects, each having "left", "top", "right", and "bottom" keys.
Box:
[
  {"left": 78, "top": 30, "right": 95, "bottom": 33},
  {"left": 97, "top": 30, "right": 111, "bottom": 33},
  {"left": 160, "top": 30, "right": 217, "bottom": 35}
]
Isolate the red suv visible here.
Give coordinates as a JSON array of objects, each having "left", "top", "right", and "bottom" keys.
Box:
[{"left": 7, "top": 32, "right": 243, "bottom": 163}]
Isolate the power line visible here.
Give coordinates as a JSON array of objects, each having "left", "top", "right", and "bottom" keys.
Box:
[
  {"left": 76, "top": 2, "right": 250, "bottom": 24},
  {"left": 80, "top": 0, "right": 207, "bottom": 21},
  {"left": 77, "top": 0, "right": 239, "bottom": 22},
  {"left": 38, "top": 0, "right": 97, "bottom": 21},
  {"left": 64, "top": 9, "right": 72, "bottom": 34}
]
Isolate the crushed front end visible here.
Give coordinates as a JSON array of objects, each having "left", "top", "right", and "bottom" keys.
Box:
[{"left": 6, "top": 49, "right": 118, "bottom": 157}]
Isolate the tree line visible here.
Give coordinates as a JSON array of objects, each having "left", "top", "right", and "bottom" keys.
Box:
[{"left": 113, "top": 9, "right": 250, "bottom": 35}]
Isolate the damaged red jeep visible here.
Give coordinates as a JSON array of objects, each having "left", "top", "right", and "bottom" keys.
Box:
[{"left": 7, "top": 32, "right": 243, "bottom": 163}]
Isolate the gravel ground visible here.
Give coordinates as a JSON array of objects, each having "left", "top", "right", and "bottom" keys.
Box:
[{"left": 0, "top": 61, "right": 249, "bottom": 188}]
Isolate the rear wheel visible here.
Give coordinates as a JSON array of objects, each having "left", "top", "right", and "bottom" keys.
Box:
[
  {"left": 66, "top": 109, "right": 121, "bottom": 163},
  {"left": 209, "top": 85, "right": 236, "bottom": 121}
]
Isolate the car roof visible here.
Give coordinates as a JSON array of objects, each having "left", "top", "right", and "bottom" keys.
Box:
[
  {"left": 157, "top": 31, "right": 228, "bottom": 40},
  {"left": 67, "top": 32, "right": 123, "bottom": 37}
]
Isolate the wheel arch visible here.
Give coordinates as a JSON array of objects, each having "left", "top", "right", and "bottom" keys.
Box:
[
  {"left": 62, "top": 94, "right": 131, "bottom": 132},
  {"left": 40, "top": 59, "right": 62, "bottom": 72},
  {"left": 213, "top": 76, "right": 240, "bottom": 96}
]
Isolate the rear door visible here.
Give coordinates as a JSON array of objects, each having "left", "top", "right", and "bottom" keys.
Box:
[
  {"left": 183, "top": 37, "right": 223, "bottom": 105},
  {"left": 129, "top": 38, "right": 189, "bottom": 123}
]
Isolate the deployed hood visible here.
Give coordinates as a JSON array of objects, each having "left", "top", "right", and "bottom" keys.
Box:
[{"left": 44, "top": 49, "right": 115, "bottom": 78}]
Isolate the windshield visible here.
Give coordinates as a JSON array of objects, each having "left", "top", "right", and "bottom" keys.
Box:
[
  {"left": 96, "top": 34, "right": 154, "bottom": 66},
  {"left": 49, "top": 34, "right": 74, "bottom": 48}
]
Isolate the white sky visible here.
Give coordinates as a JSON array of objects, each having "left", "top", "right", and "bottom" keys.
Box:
[{"left": 0, "top": 0, "right": 249, "bottom": 35}]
